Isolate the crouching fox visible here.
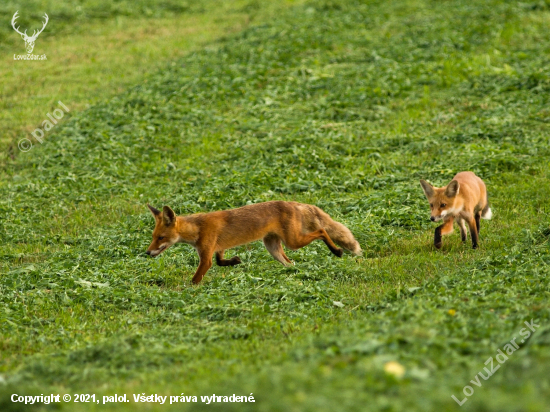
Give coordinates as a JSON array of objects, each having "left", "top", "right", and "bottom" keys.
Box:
[
  {"left": 420, "top": 171, "right": 492, "bottom": 249},
  {"left": 146, "top": 201, "right": 362, "bottom": 284}
]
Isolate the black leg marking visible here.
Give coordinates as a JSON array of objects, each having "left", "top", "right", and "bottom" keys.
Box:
[
  {"left": 228, "top": 256, "right": 242, "bottom": 265},
  {"left": 468, "top": 220, "right": 479, "bottom": 249},
  {"left": 475, "top": 213, "right": 481, "bottom": 235},
  {"left": 324, "top": 240, "right": 343, "bottom": 257},
  {"left": 215, "top": 252, "right": 242, "bottom": 266},
  {"left": 434, "top": 225, "right": 443, "bottom": 249}
]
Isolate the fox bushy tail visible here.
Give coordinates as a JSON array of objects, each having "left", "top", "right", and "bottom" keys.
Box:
[
  {"left": 481, "top": 204, "right": 492, "bottom": 220},
  {"left": 316, "top": 209, "right": 362, "bottom": 255}
]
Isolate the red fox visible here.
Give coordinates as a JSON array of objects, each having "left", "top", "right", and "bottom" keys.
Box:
[
  {"left": 419, "top": 172, "right": 492, "bottom": 249},
  {"left": 146, "top": 201, "right": 362, "bottom": 284}
]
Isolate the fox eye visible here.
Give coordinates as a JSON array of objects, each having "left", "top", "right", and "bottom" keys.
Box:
[
  {"left": 440, "top": 203, "right": 446, "bottom": 208},
  {"left": 158, "top": 236, "right": 165, "bottom": 240},
  {"left": 429, "top": 203, "right": 433, "bottom": 207}
]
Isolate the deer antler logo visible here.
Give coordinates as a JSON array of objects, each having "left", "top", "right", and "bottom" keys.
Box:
[{"left": 11, "top": 11, "right": 49, "bottom": 54}]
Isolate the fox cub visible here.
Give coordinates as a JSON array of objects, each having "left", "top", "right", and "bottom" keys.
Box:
[
  {"left": 420, "top": 171, "right": 492, "bottom": 249},
  {"left": 146, "top": 201, "right": 362, "bottom": 284}
]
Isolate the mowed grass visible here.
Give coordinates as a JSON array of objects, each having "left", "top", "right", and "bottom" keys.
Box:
[
  {"left": 0, "top": 0, "right": 303, "bottom": 159},
  {"left": 1, "top": 0, "right": 550, "bottom": 411}
]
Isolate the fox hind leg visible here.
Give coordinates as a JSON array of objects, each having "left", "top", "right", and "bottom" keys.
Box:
[
  {"left": 283, "top": 228, "right": 343, "bottom": 257},
  {"left": 475, "top": 211, "right": 481, "bottom": 235},
  {"left": 263, "top": 234, "right": 292, "bottom": 266},
  {"left": 215, "top": 250, "right": 242, "bottom": 266},
  {"left": 467, "top": 217, "right": 479, "bottom": 249},
  {"left": 457, "top": 217, "right": 467, "bottom": 242}
]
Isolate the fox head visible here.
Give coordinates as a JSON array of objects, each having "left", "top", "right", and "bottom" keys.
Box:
[
  {"left": 146, "top": 204, "right": 179, "bottom": 257},
  {"left": 419, "top": 179, "right": 460, "bottom": 222}
]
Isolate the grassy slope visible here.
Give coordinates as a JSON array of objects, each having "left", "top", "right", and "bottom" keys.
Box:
[
  {"left": 1, "top": 0, "right": 550, "bottom": 411},
  {"left": 0, "top": 0, "right": 301, "bottom": 159}
]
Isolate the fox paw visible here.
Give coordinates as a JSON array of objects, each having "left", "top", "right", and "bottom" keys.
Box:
[
  {"left": 434, "top": 242, "right": 442, "bottom": 249},
  {"left": 334, "top": 248, "right": 344, "bottom": 257}
]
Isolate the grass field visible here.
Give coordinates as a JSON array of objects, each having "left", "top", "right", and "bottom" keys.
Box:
[
  {"left": 1, "top": 0, "right": 550, "bottom": 411},
  {"left": 0, "top": 0, "right": 303, "bottom": 158}
]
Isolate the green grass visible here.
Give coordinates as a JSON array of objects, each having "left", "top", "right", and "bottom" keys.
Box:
[
  {"left": 0, "top": 0, "right": 303, "bottom": 158},
  {"left": 1, "top": 0, "right": 550, "bottom": 411}
]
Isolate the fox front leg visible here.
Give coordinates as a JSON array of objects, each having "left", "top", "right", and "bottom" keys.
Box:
[
  {"left": 434, "top": 218, "right": 454, "bottom": 249},
  {"left": 215, "top": 250, "right": 242, "bottom": 266},
  {"left": 192, "top": 248, "right": 215, "bottom": 284}
]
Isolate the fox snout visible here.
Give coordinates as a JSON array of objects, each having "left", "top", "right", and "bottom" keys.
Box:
[
  {"left": 146, "top": 244, "right": 167, "bottom": 257},
  {"left": 430, "top": 214, "right": 443, "bottom": 222}
]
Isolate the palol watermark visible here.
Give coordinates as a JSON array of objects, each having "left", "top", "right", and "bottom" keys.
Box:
[
  {"left": 11, "top": 11, "right": 48, "bottom": 60},
  {"left": 10, "top": 392, "right": 256, "bottom": 405},
  {"left": 451, "top": 318, "right": 540, "bottom": 406},
  {"left": 18, "top": 101, "right": 70, "bottom": 152}
]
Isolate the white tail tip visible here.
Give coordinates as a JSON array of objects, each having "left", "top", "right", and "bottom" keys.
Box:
[
  {"left": 482, "top": 207, "right": 492, "bottom": 220},
  {"left": 352, "top": 245, "right": 363, "bottom": 256}
]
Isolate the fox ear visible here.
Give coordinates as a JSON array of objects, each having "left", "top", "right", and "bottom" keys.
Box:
[
  {"left": 162, "top": 206, "right": 176, "bottom": 226},
  {"left": 419, "top": 180, "right": 434, "bottom": 198},
  {"left": 445, "top": 180, "right": 460, "bottom": 197},
  {"left": 147, "top": 204, "right": 161, "bottom": 218}
]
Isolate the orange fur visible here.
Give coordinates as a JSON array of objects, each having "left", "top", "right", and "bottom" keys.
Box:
[
  {"left": 146, "top": 201, "right": 362, "bottom": 284},
  {"left": 420, "top": 172, "right": 492, "bottom": 249}
]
